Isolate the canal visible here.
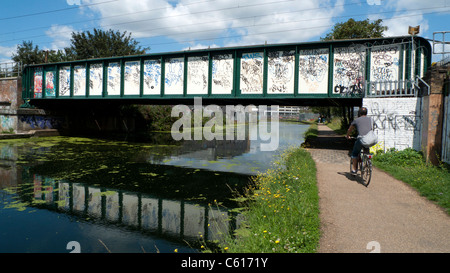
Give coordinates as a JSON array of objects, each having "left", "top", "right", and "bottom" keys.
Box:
[{"left": 0, "top": 121, "right": 308, "bottom": 253}]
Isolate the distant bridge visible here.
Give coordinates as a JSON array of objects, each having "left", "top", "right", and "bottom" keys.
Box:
[{"left": 21, "top": 36, "right": 431, "bottom": 107}]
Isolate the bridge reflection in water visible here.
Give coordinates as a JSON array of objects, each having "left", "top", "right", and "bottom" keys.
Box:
[{"left": 31, "top": 174, "right": 242, "bottom": 243}]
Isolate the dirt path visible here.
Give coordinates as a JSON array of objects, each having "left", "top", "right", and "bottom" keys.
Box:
[{"left": 306, "top": 124, "right": 450, "bottom": 253}]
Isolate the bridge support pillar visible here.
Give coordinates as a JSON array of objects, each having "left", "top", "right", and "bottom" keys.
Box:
[{"left": 420, "top": 66, "right": 449, "bottom": 165}]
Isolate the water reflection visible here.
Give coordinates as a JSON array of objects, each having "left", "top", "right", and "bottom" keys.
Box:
[
  {"left": 0, "top": 122, "right": 308, "bottom": 253},
  {"left": 157, "top": 122, "right": 308, "bottom": 175},
  {"left": 28, "top": 175, "right": 241, "bottom": 242}
]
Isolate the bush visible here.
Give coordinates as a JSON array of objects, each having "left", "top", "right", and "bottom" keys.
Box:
[{"left": 374, "top": 148, "right": 424, "bottom": 167}]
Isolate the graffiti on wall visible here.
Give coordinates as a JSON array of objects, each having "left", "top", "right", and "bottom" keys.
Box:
[
  {"left": 59, "top": 66, "right": 71, "bottom": 96},
  {"left": 124, "top": 61, "right": 140, "bottom": 96},
  {"left": 108, "top": 62, "right": 121, "bottom": 95},
  {"left": 267, "top": 50, "right": 295, "bottom": 94},
  {"left": 45, "top": 71, "right": 56, "bottom": 97},
  {"left": 143, "top": 59, "right": 161, "bottom": 95},
  {"left": 0, "top": 115, "right": 15, "bottom": 131},
  {"left": 333, "top": 46, "right": 366, "bottom": 96},
  {"left": 164, "top": 57, "right": 184, "bottom": 95},
  {"left": 298, "top": 48, "right": 329, "bottom": 94},
  {"left": 89, "top": 63, "right": 103, "bottom": 96},
  {"left": 370, "top": 45, "right": 400, "bottom": 82},
  {"left": 33, "top": 67, "right": 43, "bottom": 98},
  {"left": 366, "top": 100, "right": 420, "bottom": 131},
  {"left": 26, "top": 43, "right": 414, "bottom": 98},
  {"left": 187, "top": 56, "right": 209, "bottom": 95},
  {"left": 240, "top": 52, "right": 264, "bottom": 94},
  {"left": 363, "top": 97, "right": 422, "bottom": 151},
  {"left": 74, "top": 65, "right": 86, "bottom": 96},
  {"left": 19, "top": 115, "right": 64, "bottom": 130},
  {"left": 212, "top": 54, "right": 233, "bottom": 94}
]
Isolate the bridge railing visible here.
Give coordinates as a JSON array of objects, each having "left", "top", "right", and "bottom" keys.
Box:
[
  {"left": 365, "top": 76, "right": 429, "bottom": 98},
  {"left": 0, "top": 62, "right": 22, "bottom": 78}
]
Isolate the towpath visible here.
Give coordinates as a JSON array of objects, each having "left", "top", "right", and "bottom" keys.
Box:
[{"left": 306, "top": 124, "right": 450, "bottom": 253}]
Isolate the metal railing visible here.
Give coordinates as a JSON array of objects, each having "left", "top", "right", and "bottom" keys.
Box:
[
  {"left": 0, "top": 62, "right": 22, "bottom": 78},
  {"left": 366, "top": 79, "right": 417, "bottom": 97},
  {"left": 365, "top": 76, "right": 429, "bottom": 97}
]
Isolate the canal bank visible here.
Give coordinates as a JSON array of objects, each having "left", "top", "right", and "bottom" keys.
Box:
[{"left": 219, "top": 145, "right": 320, "bottom": 253}]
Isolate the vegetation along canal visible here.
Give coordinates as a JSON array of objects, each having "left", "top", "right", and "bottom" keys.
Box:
[{"left": 0, "top": 122, "right": 308, "bottom": 253}]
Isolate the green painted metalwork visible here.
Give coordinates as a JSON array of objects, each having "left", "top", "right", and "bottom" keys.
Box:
[{"left": 21, "top": 36, "right": 431, "bottom": 102}]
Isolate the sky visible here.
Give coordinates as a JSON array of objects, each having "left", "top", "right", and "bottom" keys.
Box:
[{"left": 0, "top": 0, "right": 449, "bottom": 63}]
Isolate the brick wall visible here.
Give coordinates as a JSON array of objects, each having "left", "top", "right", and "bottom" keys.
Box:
[
  {"left": 0, "top": 78, "right": 22, "bottom": 132},
  {"left": 363, "top": 97, "right": 422, "bottom": 152}
]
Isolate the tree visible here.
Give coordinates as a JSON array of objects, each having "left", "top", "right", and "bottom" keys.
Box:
[
  {"left": 11, "top": 41, "right": 42, "bottom": 65},
  {"left": 12, "top": 29, "right": 149, "bottom": 66},
  {"left": 11, "top": 41, "right": 70, "bottom": 66},
  {"left": 321, "top": 18, "right": 388, "bottom": 41},
  {"left": 66, "top": 28, "right": 149, "bottom": 60}
]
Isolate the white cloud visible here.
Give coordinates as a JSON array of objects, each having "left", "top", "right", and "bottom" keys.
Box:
[
  {"left": 381, "top": 0, "right": 445, "bottom": 36},
  {"left": 81, "top": 0, "right": 346, "bottom": 48},
  {"left": 182, "top": 43, "right": 219, "bottom": 51},
  {"left": 0, "top": 45, "right": 17, "bottom": 61},
  {"left": 45, "top": 25, "right": 76, "bottom": 50}
]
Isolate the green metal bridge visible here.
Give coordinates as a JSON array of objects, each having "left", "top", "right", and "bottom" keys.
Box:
[{"left": 21, "top": 36, "right": 431, "bottom": 107}]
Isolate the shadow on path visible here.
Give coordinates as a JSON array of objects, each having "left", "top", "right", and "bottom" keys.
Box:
[{"left": 304, "top": 124, "right": 353, "bottom": 151}]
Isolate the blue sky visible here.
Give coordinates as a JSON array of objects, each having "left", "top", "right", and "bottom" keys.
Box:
[{"left": 1, "top": 0, "right": 449, "bottom": 63}]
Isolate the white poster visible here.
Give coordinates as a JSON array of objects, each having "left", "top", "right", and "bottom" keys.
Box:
[
  {"left": 267, "top": 50, "right": 295, "bottom": 94},
  {"left": 124, "top": 61, "right": 140, "bottom": 95},
  {"left": 143, "top": 59, "right": 162, "bottom": 95},
  {"left": 212, "top": 54, "right": 233, "bottom": 95},
  {"left": 333, "top": 46, "right": 366, "bottom": 96},
  {"left": 164, "top": 57, "right": 184, "bottom": 95},
  {"left": 298, "top": 48, "right": 329, "bottom": 94},
  {"left": 107, "top": 62, "right": 121, "bottom": 96},
  {"left": 89, "top": 63, "right": 103, "bottom": 96},
  {"left": 59, "top": 66, "right": 71, "bottom": 97},
  {"left": 240, "top": 52, "right": 263, "bottom": 94},
  {"left": 370, "top": 45, "right": 400, "bottom": 82},
  {"left": 187, "top": 56, "right": 208, "bottom": 95},
  {"left": 73, "top": 65, "right": 86, "bottom": 96}
]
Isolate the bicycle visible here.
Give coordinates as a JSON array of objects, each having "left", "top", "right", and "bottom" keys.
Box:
[{"left": 349, "top": 137, "right": 373, "bottom": 187}]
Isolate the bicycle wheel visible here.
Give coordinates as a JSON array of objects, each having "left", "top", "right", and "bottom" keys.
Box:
[{"left": 361, "top": 156, "right": 372, "bottom": 186}]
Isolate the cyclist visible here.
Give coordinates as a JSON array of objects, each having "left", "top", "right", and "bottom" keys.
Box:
[{"left": 346, "top": 107, "right": 374, "bottom": 175}]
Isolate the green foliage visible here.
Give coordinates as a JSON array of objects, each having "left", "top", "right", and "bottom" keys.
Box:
[
  {"left": 135, "top": 105, "right": 177, "bottom": 132},
  {"left": 374, "top": 148, "right": 424, "bottom": 167},
  {"left": 12, "top": 29, "right": 149, "bottom": 66},
  {"left": 220, "top": 147, "right": 320, "bottom": 253},
  {"left": 66, "top": 28, "right": 149, "bottom": 60},
  {"left": 300, "top": 122, "right": 318, "bottom": 148},
  {"left": 11, "top": 41, "right": 70, "bottom": 65},
  {"left": 321, "top": 18, "right": 388, "bottom": 41}
]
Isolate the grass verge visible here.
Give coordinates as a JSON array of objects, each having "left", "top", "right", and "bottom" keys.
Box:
[
  {"left": 219, "top": 146, "right": 320, "bottom": 253},
  {"left": 325, "top": 117, "right": 347, "bottom": 136},
  {"left": 373, "top": 148, "right": 450, "bottom": 215},
  {"left": 300, "top": 122, "right": 318, "bottom": 148}
]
